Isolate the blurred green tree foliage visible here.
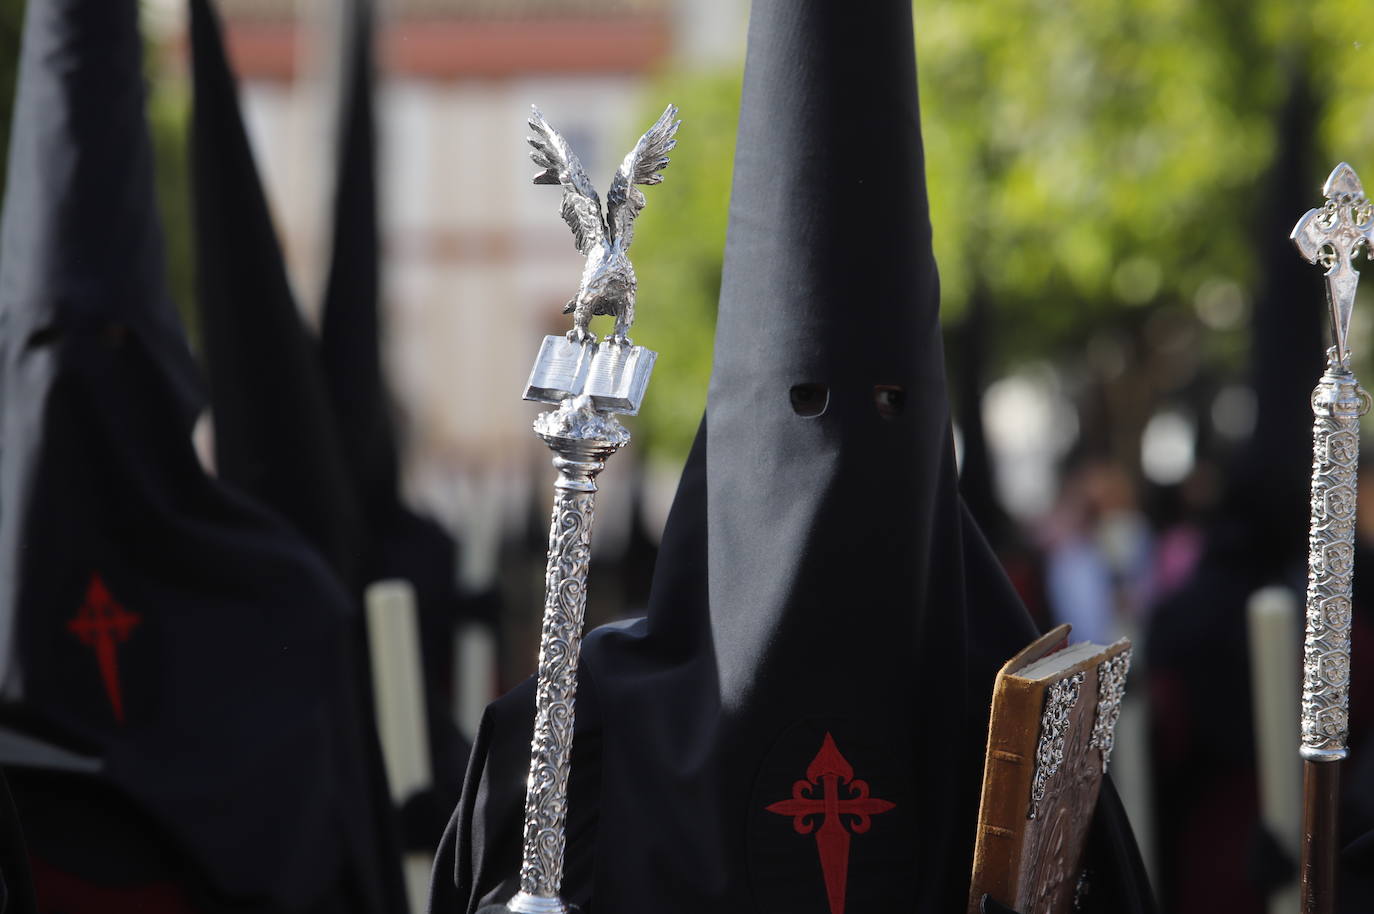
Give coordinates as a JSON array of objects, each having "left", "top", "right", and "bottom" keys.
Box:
[
  {"left": 629, "top": 0, "right": 1374, "bottom": 464},
  {"left": 0, "top": 0, "right": 23, "bottom": 206},
  {"left": 625, "top": 69, "right": 740, "bottom": 461},
  {"left": 148, "top": 80, "right": 198, "bottom": 349}
]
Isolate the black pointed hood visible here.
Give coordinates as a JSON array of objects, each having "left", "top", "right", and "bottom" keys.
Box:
[
  {"left": 1227, "top": 75, "right": 1324, "bottom": 562},
  {"left": 0, "top": 0, "right": 396, "bottom": 906},
  {"left": 435, "top": 2, "right": 1153, "bottom": 912},
  {"left": 703, "top": 0, "right": 967, "bottom": 700},
  {"left": 0, "top": 0, "right": 202, "bottom": 434},
  {"left": 675, "top": 6, "right": 1036, "bottom": 903},
  {"left": 318, "top": 0, "right": 475, "bottom": 840},
  {"left": 0, "top": 0, "right": 200, "bottom": 692},
  {"left": 190, "top": 0, "right": 364, "bottom": 587},
  {"left": 321, "top": 0, "right": 397, "bottom": 518}
]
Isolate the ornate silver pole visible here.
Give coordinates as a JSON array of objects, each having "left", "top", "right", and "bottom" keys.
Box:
[
  {"left": 1290, "top": 162, "right": 1373, "bottom": 914},
  {"left": 482, "top": 103, "right": 678, "bottom": 914},
  {"left": 507, "top": 396, "right": 628, "bottom": 914}
]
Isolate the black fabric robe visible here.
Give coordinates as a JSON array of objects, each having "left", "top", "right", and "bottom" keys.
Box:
[
  {"left": 316, "top": 0, "right": 474, "bottom": 844},
  {"left": 189, "top": 0, "right": 364, "bottom": 589}
]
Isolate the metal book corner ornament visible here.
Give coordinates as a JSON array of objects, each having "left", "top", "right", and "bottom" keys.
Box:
[
  {"left": 489, "top": 103, "right": 678, "bottom": 914},
  {"left": 1088, "top": 648, "right": 1131, "bottom": 775},
  {"left": 1029, "top": 671, "right": 1084, "bottom": 820}
]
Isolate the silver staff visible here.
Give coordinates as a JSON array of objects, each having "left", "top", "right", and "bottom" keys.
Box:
[
  {"left": 1290, "top": 162, "right": 1373, "bottom": 914},
  {"left": 487, "top": 104, "right": 678, "bottom": 914}
]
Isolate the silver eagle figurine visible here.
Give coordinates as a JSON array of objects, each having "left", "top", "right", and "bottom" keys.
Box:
[{"left": 527, "top": 103, "right": 681, "bottom": 346}]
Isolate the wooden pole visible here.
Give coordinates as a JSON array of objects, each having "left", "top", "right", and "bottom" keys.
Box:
[{"left": 1301, "top": 759, "right": 1340, "bottom": 914}]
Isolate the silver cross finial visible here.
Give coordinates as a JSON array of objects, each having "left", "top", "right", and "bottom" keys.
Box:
[{"left": 1291, "top": 163, "right": 1374, "bottom": 366}]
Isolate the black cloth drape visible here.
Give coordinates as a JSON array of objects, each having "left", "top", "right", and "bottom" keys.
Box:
[
  {"left": 317, "top": 0, "right": 473, "bottom": 845},
  {"left": 190, "top": 0, "right": 364, "bottom": 588}
]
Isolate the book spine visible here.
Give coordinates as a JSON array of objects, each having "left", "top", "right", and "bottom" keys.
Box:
[{"left": 969, "top": 675, "right": 1040, "bottom": 914}]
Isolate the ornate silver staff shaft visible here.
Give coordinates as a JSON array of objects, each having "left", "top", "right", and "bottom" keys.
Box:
[
  {"left": 483, "top": 102, "right": 675, "bottom": 914},
  {"left": 1290, "top": 162, "right": 1374, "bottom": 914},
  {"left": 508, "top": 395, "right": 629, "bottom": 914}
]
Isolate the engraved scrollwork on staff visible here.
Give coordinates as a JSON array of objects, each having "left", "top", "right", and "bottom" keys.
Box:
[
  {"left": 497, "top": 101, "right": 670, "bottom": 914},
  {"left": 1029, "top": 671, "right": 1085, "bottom": 820},
  {"left": 1088, "top": 648, "right": 1132, "bottom": 773},
  {"left": 505, "top": 396, "right": 630, "bottom": 914},
  {"left": 518, "top": 486, "right": 596, "bottom": 898},
  {"left": 1289, "top": 161, "right": 1374, "bottom": 914},
  {"left": 1291, "top": 163, "right": 1374, "bottom": 762},
  {"left": 1302, "top": 361, "right": 1369, "bottom": 759}
]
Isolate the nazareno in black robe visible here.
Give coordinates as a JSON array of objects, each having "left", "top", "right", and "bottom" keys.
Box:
[
  {"left": 190, "top": 0, "right": 471, "bottom": 861},
  {"left": 0, "top": 0, "right": 402, "bottom": 909},
  {"left": 430, "top": 1, "right": 1156, "bottom": 912}
]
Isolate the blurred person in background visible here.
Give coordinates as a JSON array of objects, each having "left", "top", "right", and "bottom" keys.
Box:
[{"left": 1042, "top": 458, "right": 1155, "bottom": 645}]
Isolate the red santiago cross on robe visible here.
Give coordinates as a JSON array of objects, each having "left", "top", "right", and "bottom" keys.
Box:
[
  {"left": 765, "top": 732, "right": 896, "bottom": 914},
  {"left": 67, "top": 574, "right": 141, "bottom": 723}
]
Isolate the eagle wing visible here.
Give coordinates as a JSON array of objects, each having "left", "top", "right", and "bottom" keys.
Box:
[
  {"left": 606, "top": 104, "right": 680, "bottom": 251},
  {"left": 528, "top": 106, "right": 606, "bottom": 255}
]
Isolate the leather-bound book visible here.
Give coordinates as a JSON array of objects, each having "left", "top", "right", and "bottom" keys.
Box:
[{"left": 967, "top": 624, "right": 1133, "bottom": 914}]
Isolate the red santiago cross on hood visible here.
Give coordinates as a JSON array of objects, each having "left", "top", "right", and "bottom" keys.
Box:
[
  {"left": 766, "top": 732, "right": 897, "bottom": 914},
  {"left": 66, "top": 573, "right": 141, "bottom": 722}
]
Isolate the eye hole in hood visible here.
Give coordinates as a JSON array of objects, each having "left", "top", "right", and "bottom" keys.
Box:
[{"left": 789, "top": 383, "right": 829, "bottom": 418}]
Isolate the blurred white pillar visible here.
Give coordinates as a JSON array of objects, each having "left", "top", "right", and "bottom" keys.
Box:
[
  {"left": 1248, "top": 585, "right": 1302, "bottom": 914},
  {"left": 365, "top": 579, "right": 433, "bottom": 914},
  {"left": 1105, "top": 620, "right": 1157, "bottom": 891},
  {"left": 1113, "top": 687, "right": 1157, "bottom": 891},
  {"left": 455, "top": 621, "right": 498, "bottom": 741},
  {"left": 670, "top": 0, "right": 748, "bottom": 66}
]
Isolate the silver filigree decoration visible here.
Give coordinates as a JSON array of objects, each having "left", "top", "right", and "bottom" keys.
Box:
[
  {"left": 1293, "top": 164, "right": 1374, "bottom": 762},
  {"left": 1089, "top": 649, "right": 1132, "bottom": 773},
  {"left": 517, "top": 484, "right": 595, "bottom": 899},
  {"left": 528, "top": 104, "right": 680, "bottom": 346},
  {"left": 1300, "top": 357, "right": 1368, "bottom": 760},
  {"left": 513, "top": 410, "right": 628, "bottom": 910},
  {"left": 532, "top": 394, "right": 630, "bottom": 446},
  {"left": 1073, "top": 868, "right": 1092, "bottom": 913},
  {"left": 1291, "top": 163, "right": 1374, "bottom": 367},
  {"left": 1029, "top": 671, "right": 1085, "bottom": 820}
]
